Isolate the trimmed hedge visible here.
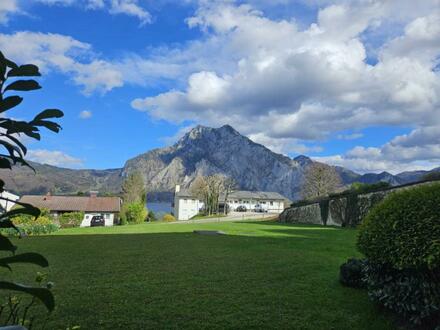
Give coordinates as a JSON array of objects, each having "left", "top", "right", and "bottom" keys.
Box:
[
  {"left": 363, "top": 262, "right": 440, "bottom": 327},
  {"left": 358, "top": 183, "right": 440, "bottom": 270},
  {"left": 357, "top": 183, "right": 440, "bottom": 327},
  {"left": 58, "top": 212, "right": 84, "bottom": 228}
]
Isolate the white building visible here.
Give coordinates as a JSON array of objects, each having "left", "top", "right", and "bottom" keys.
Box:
[
  {"left": 174, "top": 185, "right": 287, "bottom": 220},
  {"left": 19, "top": 192, "right": 122, "bottom": 227},
  {"left": 0, "top": 191, "right": 20, "bottom": 212}
]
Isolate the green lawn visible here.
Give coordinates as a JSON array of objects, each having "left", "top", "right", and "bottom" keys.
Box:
[{"left": 6, "top": 221, "right": 394, "bottom": 329}]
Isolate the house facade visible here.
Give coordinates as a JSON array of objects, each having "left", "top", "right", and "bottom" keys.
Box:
[
  {"left": 19, "top": 192, "right": 122, "bottom": 227},
  {"left": 174, "top": 185, "right": 287, "bottom": 220}
]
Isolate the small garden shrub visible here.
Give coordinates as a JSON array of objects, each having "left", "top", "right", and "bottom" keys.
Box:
[
  {"left": 147, "top": 210, "right": 157, "bottom": 222},
  {"left": 120, "top": 202, "right": 147, "bottom": 224},
  {"left": 2, "top": 209, "right": 60, "bottom": 236},
  {"left": 58, "top": 211, "right": 84, "bottom": 228},
  {"left": 339, "top": 258, "right": 366, "bottom": 289},
  {"left": 357, "top": 183, "right": 440, "bottom": 327},
  {"left": 162, "top": 213, "right": 175, "bottom": 222},
  {"left": 363, "top": 262, "right": 440, "bottom": 327},
  {"left": 358, "top": 183, "right": 440, "bottom": 270}
]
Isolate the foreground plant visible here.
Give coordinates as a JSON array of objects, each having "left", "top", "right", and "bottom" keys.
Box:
[{"left": 0, "top": 51, "right": 64, "bottom": 325}]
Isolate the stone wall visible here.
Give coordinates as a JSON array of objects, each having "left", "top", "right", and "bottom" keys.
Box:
[{"left": 278, "top": 180, "right": 438, "bottom": 227}]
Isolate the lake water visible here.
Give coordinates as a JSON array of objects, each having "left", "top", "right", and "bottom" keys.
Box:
[{"left": 147, "top": 202, "right": 173, "bottom": 218}]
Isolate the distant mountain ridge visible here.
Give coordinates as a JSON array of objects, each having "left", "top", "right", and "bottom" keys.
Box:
[{"left": 1, "top": 125, "right": 438, "bottom": 201}]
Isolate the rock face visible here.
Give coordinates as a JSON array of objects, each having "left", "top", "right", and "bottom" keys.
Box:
[
  {"left": 122, "top": 125, "right": 307, "bottom": 200},
  {"left": 2, "top": 124, "right": 439, "bottom": 200}
]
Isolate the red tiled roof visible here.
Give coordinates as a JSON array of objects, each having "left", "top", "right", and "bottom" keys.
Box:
[{"left": 19, "top": 195, "right": 121, "bottom": 212}]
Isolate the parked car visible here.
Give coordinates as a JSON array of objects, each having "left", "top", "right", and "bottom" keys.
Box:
[
  {"left": 254, "top": 204, "right": 267, "bottom": 213},
  {"left": 236, "top": 205, "right": 247, "bottom": 212},
  {"left": 91, "top": 215, "right": 105, "bottom": 227}
]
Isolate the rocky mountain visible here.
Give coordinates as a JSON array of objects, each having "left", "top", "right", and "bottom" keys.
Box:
[{"left": 1, "top": 125, "right": 438, "bottom": 200}]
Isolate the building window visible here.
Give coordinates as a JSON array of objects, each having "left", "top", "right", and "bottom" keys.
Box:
[
  {"left": 261, "top": 201, "right": 266, "bottom": 204},
  {"left": 270, "top": 201, "right": 274, "bottom": 205}
]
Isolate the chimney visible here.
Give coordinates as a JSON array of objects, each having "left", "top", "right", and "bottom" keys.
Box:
[
  {"left": 44, "top": 192, "right": 51, "bottom": 200},
  {"left": 175, "top": 185, "right": 180, "bottom": 193},
  {"left": 90, "top": 191, "right": 98, "bottom": 198}
]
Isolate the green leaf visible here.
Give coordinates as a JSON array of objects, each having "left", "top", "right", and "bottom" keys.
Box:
[
  {"left": 0, "top": 281, "right": 55, "bottom": 311},
  {"left": 0, "top": 252, "right": 49, "bottom": 268},
  {"left": 0, "top": 235, "right": 16, "bottom": 253},
  {"left": 33, "top": 109, "right": 64, "bottom": 121},
  {"left": 4, "top": 80, "right": 42, "bottom": 92},
  {"left": 0, "top": 96, "right": 23, "bottom": 112},
  {"left": 32, "top": 120, "right": 62, "bottom": 133},
  {"left": 0, "top": 157, "right": 11, "bottom": 169},
  {"left": 7, "top": 64, "right": 41, "bottom": 77}
]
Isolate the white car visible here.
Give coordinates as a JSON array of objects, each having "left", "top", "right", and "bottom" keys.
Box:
[{"left": 254, "top": 204, "right": 267, "bottom": 213}]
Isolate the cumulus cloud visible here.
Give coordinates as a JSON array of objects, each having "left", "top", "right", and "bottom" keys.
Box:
[
  {"left": 315, "top": 126, "right": 440, "bottom": 173},
  {"left": 131, "top": 1, "right": 440, "bottom": 171},
  {"left": 79, "top": 110, "right": 92, "bottom": 119},
  {"left": 27, "top": 149, "right": 83, "bottom": 168},
  {"left": 0, "top": 0, "right": 20, "bottom": 24},
  {"left": 0, "top": 31, "right": 123, "bottom": 94}
]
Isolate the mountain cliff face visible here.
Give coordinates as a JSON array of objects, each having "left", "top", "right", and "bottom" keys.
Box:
[
  {"left": 123, "top": 125, "right": 307, "bottom": 199},
  {"left": 1, "top": 125, "right": 438, "bottom": 200}
]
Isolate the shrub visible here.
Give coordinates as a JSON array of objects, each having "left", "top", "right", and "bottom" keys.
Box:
[
  {"left": 58, "top": 212, "right": 84, "bottom": 228},
  {"left": 120, "top": 202, "right": 147, "bottom": 224},
  {"left": 357, "top": 183, "right": 440, "bottom": 326},
  {"left": 6, "top": 210, "right": 59, "bottom": 236},
  {"left": 358, "top": 183, "right": 440, "bottom": 270},
  {"left": 363, "top": 262, "right": 440, "bottom": 327},
  {"left": 162, "top": 213, "right": 175, "bottom": 222},
  {"left": 339, "top": 258, "right": 366, "bottom": 289},
  {"left": 146, "top": 210, "right": 157, "bottom": 222}
]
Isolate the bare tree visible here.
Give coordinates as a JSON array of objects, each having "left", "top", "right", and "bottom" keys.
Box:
[
  {"left": 190, "top": 174, "right": 234, "bottom": 215},
  {"left": 301, "top": 163, "right": 342, "bottom": 200},
  {"left": 221, "top": 176, "right": 237, "bottom": 214}
]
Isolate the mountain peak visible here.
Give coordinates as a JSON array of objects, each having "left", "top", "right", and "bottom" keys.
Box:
[{"left": 293, "top": 155, "right": 313, "bottom": 166}]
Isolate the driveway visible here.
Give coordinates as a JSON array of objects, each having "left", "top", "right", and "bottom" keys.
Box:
[{"left": 174, "top": 212, "right": 278, "bottom": 224}]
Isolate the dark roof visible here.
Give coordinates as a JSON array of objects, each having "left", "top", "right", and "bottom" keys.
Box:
[
  {"left": 176, "top": 189, "right": 286, "bottom": 200},
  {"left": 19, "top": 195, "right": 121, "bottom": 212}
]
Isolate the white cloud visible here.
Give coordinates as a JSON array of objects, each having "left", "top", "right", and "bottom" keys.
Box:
[
  {"left": 0, "top": 31, "right": 123, "bottom": 94},
  {"left": 315, "top": 126, "right": 440, "bottom": 173},
  {"left": 0, "top": 0, "right": 20, "bottom": 24},
  {"left": 79, "top": 110, "right": 92, "bottom": 119},
  {"left": 131, "top": 1, "right": 440, "bottom": 170},
  {"left": 108, "top": 0, "right": 151, "bottom": 25},
  {"left": 35, "top": 0, "right": 151, "bottom": 25},
  {"left": 27, "top": 149, "right": 83, "bottom": 168}
]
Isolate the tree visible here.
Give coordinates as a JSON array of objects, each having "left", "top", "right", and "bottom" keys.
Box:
[
  {"left": 221, "top": 176, "right": 236, "bottom": 214},
  {"left": 120, "top": 172, "right": 147, "bottom": 224},
  {"left": 190, "top": 174, "right": 235, "bottom": 215},
  {"left": 120, "top": 202, "right": 147, "bottom": 225},
  {"left": 121, "top": 171, "right": 146, "bottom": 204},
  {"left": 0, "top": 51, "right": 64, "bottom": 325},
  {"left": 301, "top": 163, "right": 342, "bottom": 199}
]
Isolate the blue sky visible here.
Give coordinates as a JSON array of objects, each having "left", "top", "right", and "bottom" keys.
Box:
[{"left": 1, "top": 1, "right": 439, "bottom": 174}]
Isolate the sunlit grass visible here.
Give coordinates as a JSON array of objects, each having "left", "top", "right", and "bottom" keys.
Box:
[{"left": 8, "top": 221, "right": 393, "bottom": 329}]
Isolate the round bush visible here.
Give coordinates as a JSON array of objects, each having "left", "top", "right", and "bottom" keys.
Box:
[
  {"left": 339, "top": 258, "right": 366, "bottom": 288},
  {"left": 162, "top": 213, "right": 175, "bottom": 222},
  {"left": 358, "top": 183, "right": 440, "bottom": 270}
]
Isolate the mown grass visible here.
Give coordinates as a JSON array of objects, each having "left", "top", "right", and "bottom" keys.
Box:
[{"left": 5, "top": 221, "right": 394, "bottom": 329}]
